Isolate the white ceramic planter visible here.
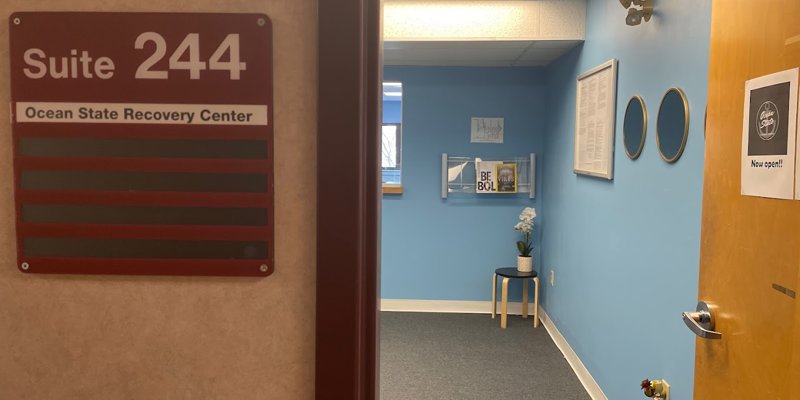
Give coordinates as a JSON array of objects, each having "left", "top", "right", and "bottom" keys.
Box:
[{"left": 517, "top": 256, "right": 533, "bottom": 273}]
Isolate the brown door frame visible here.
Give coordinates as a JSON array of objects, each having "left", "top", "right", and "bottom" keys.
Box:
[{"left": 316, "top": 0, "right": 382, "bottom": 399}]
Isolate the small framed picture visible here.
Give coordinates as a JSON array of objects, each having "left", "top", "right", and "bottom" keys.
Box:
[
  {"left": 471, "top": 117, "right": 504, "bottom": 143},
  {"left": 496, "top": 163, "right": 517, "bottom": 193}
]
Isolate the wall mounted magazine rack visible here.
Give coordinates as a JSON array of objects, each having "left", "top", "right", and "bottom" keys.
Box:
[{"left": 441, "top": 153, "right": 536, "bottom": 199}]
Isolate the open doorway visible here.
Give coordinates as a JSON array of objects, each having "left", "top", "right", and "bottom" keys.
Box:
[
  {"left": 320, "top": 1, "right": 716, "bottom": 399},
  {"left": 377, "top": 2, "right": 589, "bottom": 399},
  {"left": 376, "top": 75, "right": 587, "bottom": 399}
]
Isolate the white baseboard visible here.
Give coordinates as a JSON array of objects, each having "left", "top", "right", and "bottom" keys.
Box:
[
  {"left": 380, "top": 298, "right": 530, "bottom": 315},
  {"left": 538, "top": 309, "right": 608, "bottom": 400},
  {"left": 380, "top": 299, "right": 607, "bottom": 400}
]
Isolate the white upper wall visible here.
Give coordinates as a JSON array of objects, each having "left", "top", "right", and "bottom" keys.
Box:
[
  {"left": 384, "top": 0, "right": 585, "bottom": 41},
  {"left": 384, "top": 0, "right": 586, "bottom": 66}
]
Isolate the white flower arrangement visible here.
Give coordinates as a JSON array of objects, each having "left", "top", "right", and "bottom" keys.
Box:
[{"left": 514, "top": 207, "right": 536, "bottom": 257}]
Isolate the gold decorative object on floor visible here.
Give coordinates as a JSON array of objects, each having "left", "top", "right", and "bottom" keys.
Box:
[{"left": 640, "top": 378, "right": 670, "bottom": 400}]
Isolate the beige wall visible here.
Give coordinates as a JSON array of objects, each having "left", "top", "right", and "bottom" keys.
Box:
[{"left": 0, "top": 2, "right": 316, "bottom": 399}]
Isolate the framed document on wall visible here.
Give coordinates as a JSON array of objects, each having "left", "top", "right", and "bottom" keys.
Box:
[{"left": 574, "top": 59, "right": 618, "bottom": 179}]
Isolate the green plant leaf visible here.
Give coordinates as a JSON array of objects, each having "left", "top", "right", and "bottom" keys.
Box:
[
  {"left": 516, "top": 241, "right": 527, "bottom": 254},
  {"left": 516, "top": 240, "right": 533, "bottom": 256}
]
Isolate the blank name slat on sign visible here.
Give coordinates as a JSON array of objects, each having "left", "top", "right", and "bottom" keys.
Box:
[
  {"left": 23, "top": 205, "right": 269, "bottom": 226},
  {"left": 19, "top": 137, "right": 268, "bottom": 159},
  {"left": 18, "top": 190, "right": 272, "bottom": 208},
  {"left": 10, "top": 12, "right": 274, "bottom": 277},
  {"left": 17, "top": 156, "right": 273, "bottom": 174}
]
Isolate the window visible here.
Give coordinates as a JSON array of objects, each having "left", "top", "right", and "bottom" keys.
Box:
[
  {"left": 382, "top": 123, "right": 401, "bottom": 182},
  {"left": 382, "top": 82, "right": 403, "bottom": 193}
]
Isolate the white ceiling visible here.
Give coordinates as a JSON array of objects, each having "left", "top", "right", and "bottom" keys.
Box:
[
  {"left": 383, "top": 0, "right": 586, "bottom": 67},
  {"left": 384, "top": 40, "right": 583, "bottom": 67}
]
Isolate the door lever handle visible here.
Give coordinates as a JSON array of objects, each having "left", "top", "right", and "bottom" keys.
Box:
[{"left": 682, "top": 301, "right": 722, "bottom": 340}]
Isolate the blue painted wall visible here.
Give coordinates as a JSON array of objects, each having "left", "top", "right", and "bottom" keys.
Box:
[
  {"left": 540, "top": 1, "right": 711, "bottom": 399},
  {"left": 381, "top": 66, "right": 545, "bottom": 301}
]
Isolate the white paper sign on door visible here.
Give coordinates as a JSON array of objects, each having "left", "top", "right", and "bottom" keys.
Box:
[{"left": 741, "top": 68, "right": 798, "bottom": 199}]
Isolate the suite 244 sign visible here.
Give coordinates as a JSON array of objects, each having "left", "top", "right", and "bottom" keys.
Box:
[{"left": 9, "top": 12, "right": 274, "bottom": 277}]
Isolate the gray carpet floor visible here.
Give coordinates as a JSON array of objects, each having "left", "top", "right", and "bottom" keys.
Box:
[{"left": 380, "top": 312, "right": 591, "bottom": 400}]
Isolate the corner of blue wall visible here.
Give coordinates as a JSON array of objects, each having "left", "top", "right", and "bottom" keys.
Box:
[{"left": 381, "top": 66, "right": 547, "bottom": 302}]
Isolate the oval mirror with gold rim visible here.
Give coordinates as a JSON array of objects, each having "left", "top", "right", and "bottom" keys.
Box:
[
  {"left": 623, "top": 96, "right": 647, "bottom": 160},
  {"left": 656, "top": 87, "right": 690, "bottom": 163}
]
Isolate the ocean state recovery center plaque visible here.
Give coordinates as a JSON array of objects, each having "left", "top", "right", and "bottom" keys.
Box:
[{"left": 9, "top": 12, "right": 275, "bottom": 276}]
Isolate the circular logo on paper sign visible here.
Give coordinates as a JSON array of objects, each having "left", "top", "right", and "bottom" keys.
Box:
[{"left": 757, "top": 101, "right": 779, "bottom": 141}]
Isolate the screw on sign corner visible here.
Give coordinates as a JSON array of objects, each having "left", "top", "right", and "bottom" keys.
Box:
[
  {"left": 260, "top": 264, "right": 269, "bottom": 273},
  {"left": 20, "top": 262, "right": 30, "bottom": 271},
  {"left": 13, "top": 17, "right": 21, "bottom": 25},
  {"left": 257, "top": 18, "right": 266, "bottom": 27}
]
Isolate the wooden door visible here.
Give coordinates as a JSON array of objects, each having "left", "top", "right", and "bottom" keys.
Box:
[{"left": 695, "top": 1, "right": 800, "bottom": 398}]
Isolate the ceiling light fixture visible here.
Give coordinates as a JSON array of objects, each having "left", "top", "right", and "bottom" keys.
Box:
[{"left": 619, "top": 0, "right": 653, "bottom": 26}]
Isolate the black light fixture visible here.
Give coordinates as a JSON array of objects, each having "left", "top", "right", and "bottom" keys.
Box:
[{"left": 619, "top": 0, "right": 653, "bottom": 26}]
